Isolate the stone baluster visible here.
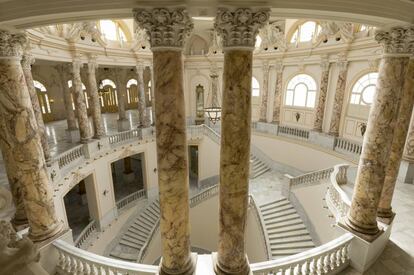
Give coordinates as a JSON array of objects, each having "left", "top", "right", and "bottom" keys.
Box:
[
  {"left": 21, "top": 53, "right": 52, "bottom": 164},
  {"left": 378, "top": 46, "right": 414, "bottom": 219},
  {"left": 313, "top": 56, "right": 330, "bottom": 132},
  {"left": 214, "top": 8, "right": 270, "bottom": 274},
  {"left": 346, "top": 26, "right": 413, "bottom": 237},
  {"left": 56, "top": 64, "right": 78, "bottom": 133},
  {"left": 136, "top": 63, "right": 150, "bottom": 127},
  {"left": 0, "top": 30, "right": 62, "bottom": 240},
  {"left": 71, "top": 59, "right": 92, "bottom": 142},
  {"left": 86, "top": 57, "right": 105, "bottom": 138},
  {"left": 328, "top": 55, "right": 348, "bottom": 136},
  {"left": 259, "top": 61, "right": 270, "bottom": 122},
  {"left": 134, "top": 8, "right": 195, "bottom": 274},
  {"left": 114, "top": 68, "right": 129, "bottom": 131},
  {"left": 272, "top": 60, "right": 283, "bottom": 124}
]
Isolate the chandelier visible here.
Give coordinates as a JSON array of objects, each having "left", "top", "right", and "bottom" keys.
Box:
[{"left": 204, "top": 72, "right": 221, "bottom": 124}]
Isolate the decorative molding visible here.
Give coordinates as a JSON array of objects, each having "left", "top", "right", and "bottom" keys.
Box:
[
  {"left": 133, "top": 8, "right": 193, "bottom": 50},
  {"left": 368, "top": 57, "right": 380, "bottom": 70},
  {"left": 21, "top": 53, "right": 35, "bottom": 70},
  {"left": 257, "top": 20, "right": 286, "bottom": 52},
  {"left": 375, "top": 26, "right": 414, "bottom": 55},
  {"left": 320, "top": 55, "right": 330, "bottom": 71},
  {"left": 214, "top": 8, "right": 270, "bottom": 49},
  {"left": 0, "top": 30, "right": 27, "bottom": 58},
  {"left": 207, "top": 29, "right": 223, "bottom": 55}
]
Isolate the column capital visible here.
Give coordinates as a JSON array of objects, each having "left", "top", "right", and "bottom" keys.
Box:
[
  {"left": 72, "top": 58, "right": 83, "bottom": 73},
  {"left": 262, "top": 60, "right": 270, "bottom": 73},
  {"left": 214, "top": 8, "right": 270, "bottom": 50},
  {"left": 375, "top": 26, "right": 414, "bottom": 56},
  {"left": 320, "top": 55, "right": 330, "bottom": 71},
  {"left": 133, "top": 8, "right": 193, "bottom": 50},
  {"left": 21, "top": 53, "right": 35, "bottom": 70},
  {"left": 0, "top": 30, "right": 27, "bottom": 59},
  {"left": 336, "top": 53, "right": 348, "bottom": 71},
  {"left": 274, "top": 59, "right": 283, "bottom": 73}
]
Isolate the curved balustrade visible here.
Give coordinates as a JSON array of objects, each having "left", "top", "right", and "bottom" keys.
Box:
[
  {"left": 287, "top": 167, "right": 334, "bottom": 188},
  {"left": 74, "top": 220, "right": 97, "bottom": 249},
  {"left": 249, "top": 195, "right": 272, "bottom": 260},
  {"left": 116, "top": 189, "right": 147, "bottom": 212},
  {"left": 326, "top": 164, "right": 352, "bottom": 219},
  {"left": 334, "top": 137, "right": 362, "bottom": 156},
  {"left": 54, "top": 239, "right": 158, "bottom": 275},
  {"left": 189, "top": 184, "right": 219, "bottom": 207},
  {"left": 57, "top": 145, "right": 85, "bottom": 169},
  {"left": 250, "top": 233, "right": 353, "bottom": 275},
  {"left": 109, "top": 129, "right": 142, "bottom": 145},
  {"left": 278, "top": 125, "right": 310, "bottom": 140}
]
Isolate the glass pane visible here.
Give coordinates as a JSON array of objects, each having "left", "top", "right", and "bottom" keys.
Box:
[
  {"left": 255, "top": 35, "right": 262, "bottom": 48},
  {"left": 299, "top": 21, "right": 316, "bottom": 42},
  {"left": 293, "top": 83, "right": 307, "bottom": 107},
  {"left": 100, "top": 20, "right": 117, "bottom": 40},
  {"left": 306, "top": 91, "right": 316, "bottom": 108},
  {"left": 84, "top": 92, "right": 89, "bottom": 108},
  {"left": 44, "top": 94, "right": 51, "bottom": 113},
  {"left": 285, "top": 90, "right": 294, "bottom": 105},
  {"left": 362, "top": 85, "right": 376, "bottom": 105},
  {"left": 290, "top": 30, "right": 298, "bottom": 43},
  {"left": 127, "top": 89, "right": 131, "bottom": 104}
]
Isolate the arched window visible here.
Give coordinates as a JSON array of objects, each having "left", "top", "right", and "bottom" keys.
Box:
[
  {"left": 290, "top": 21, "right": 321, "bottom": 44},
  {"left": 285, "top": 74, "right": 317, "bottom": 108},
  {"left": 68, "top": 80, "right": 88, "bottom": 110},
  {"left": 126, "top": 79, "right": 138, "bottom": 104},
  {"left": 34, "top": 80, "right": 51, "bottom": 114},
  {"left": 255, "top": 35, "right": 262, "bottom": 48},
  {"left": 148, "top": 81, "right": 152, "bottom": 102},
  {"left": 99, "top": 79, "right": 118, "bottom": 113},
  {"left": 252, "top": 77, "right": 260, "bottom": 97},
  {"left": 350, "top": 73, "right": 378, "bottom": 106},
  {"left": 99, "top": 20, "right": 127, "bottom": 43}
]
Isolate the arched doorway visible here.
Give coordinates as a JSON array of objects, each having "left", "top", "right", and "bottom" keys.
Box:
[
  {"left": 34, "top": 80, "right": 53, "bottom": 122},
  {"left": 126, "top": 78, "right": 138, "bottom": 109},
  {"left": 99, "top": 79, "right": 118, "bottom": 113}
]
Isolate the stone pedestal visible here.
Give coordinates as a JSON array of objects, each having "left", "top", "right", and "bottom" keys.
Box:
[
  {"left": 272, "top": 63, "right": 283, "bottom": 124},
  {"left": 0, "top": 30, "right": 62, "bottom": 241},
  {"left": 66, "top": 129, "right": 80, "bottom": 143},
  {"left": 134, "top": 7, "right": 195, "bottom": 275},
  {"left": 214, "top": 7, "right": 269, "bottom": 274},
  {"left": 346, "top": 26, "right": 413, "bottom": 237}
]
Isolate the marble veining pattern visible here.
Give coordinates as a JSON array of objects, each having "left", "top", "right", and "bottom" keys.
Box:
[
  {"left": 313, "top": 67, "right": 330, "bottom": 132},
  {"left": 328, "top": 66, "right": 347, "bottom": 136},
  {"left": 137, "top": 64, "right": 150, "bottom": 127},
  {"left": 115, "top": 69, "right": 127, "bottom": 121},
  {"left": 378, "top": 59, "right": 414, "bottom": 218},
  {"left": 56, "top": 64, "right": 78, "bottom": 131},
  {"left": 87, "top": 61, "right": 105, "bottom": 138},
  {"left": 347, "top": 57, "right": 409, "bottom": 234},
  {"left": 72, "top": 60, "right": 91, "bottom": 142},
  {"left": 272, "top": 71, "right": 283, "bottom": 124},
  {"left": 259, "top": 63, "right": 269, "bottom": 122}
]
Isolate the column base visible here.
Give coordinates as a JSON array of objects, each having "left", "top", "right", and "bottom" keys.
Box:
[
  {"left": 212, "top": 252, "right": 252, "bottom": 275},
  {"left": 117, "top": 119, "right": 130, "bottom": 132},
  {"left": 66, "top": 129, "right": 80, "bottom": 143},
  {"left": 377, "top": 208, "right": 396, "bottom": 225},
  {"left": 159, "top": 253, "right": 197, "bottom": 275},
  {"left": 12, "top": 216, "right": 29, "bottom": 231},
  {"left": 29, "top": 221, "right": 63, "bottom": 242},
  {"left": 80, "top": 137, "right": 92, "bottom": 144},
  {"left": 341, "top": 217, "right": 383, "bottom": 242}
]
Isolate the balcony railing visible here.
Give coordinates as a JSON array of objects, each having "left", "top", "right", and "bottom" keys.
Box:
[
  {"left": 326, "top": 164, "right": 352, "bottom": 219},
  {"left": 56, "top": 144, "right": 85, "bottom": 169},
  {"left": 74, "top": 220, "right": 97, "bottom": 249},
  {"left": 108, "top": 128, "right": 142, "bottom": 145},
  {"left": 288, "top": 167, "right": 334, "bottom": 188},
  {"left": 334, "top": 137, "right": 362, "bottom": 156},
  {"left": 116, "top": 189, "right": 147, "bottom": 212},
  {"left": 278, "top": 125, "right": 310, "bottom": 140}
]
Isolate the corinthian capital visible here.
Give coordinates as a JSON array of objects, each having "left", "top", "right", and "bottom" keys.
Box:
[
  {"left": 0, "top": 30, "right": 27, "bottom": 58},
  {"left": 375, "top": 26, "right": 414, "bottom": 55},
  {"left": 21, "top": 53, "right": 35, "bottom": 70},
  {"left": 133, "top": 8, "right": 193, "bottom": 50},
  {"left": 214, "top": 8, "right": 270, "bottom": 49}
]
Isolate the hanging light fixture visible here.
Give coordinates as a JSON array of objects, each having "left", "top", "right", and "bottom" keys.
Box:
[{"left": 204, "top": 72, "right": 221, "bottom": 124}]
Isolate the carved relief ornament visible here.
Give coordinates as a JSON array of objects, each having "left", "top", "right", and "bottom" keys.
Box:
[
  {"left": 0, "top": 30, "right": 27, "bottom": 58},
  {"left": 375, "top": 26, "right": 414, "bottom": 55}
]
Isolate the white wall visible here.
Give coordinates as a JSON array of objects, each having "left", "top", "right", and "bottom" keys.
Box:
[{"left": 198, "top": 136, "right": 220, "bottom": 182}]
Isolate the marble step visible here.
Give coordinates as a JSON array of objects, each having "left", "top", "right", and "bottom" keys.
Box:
[
  {"left": 262, "top": 204, "right": 294, "bottom": 216},
  {"left": 265, "top": 219, "right": 304, "bottom": 231},
  {"left": 124, "top": 231, "right": 148, "bottom": 243},
  {"left": 271, "top": 247, "right": 311, "bottom": 257},
  {"left": 263, "top": 208, "right": 297, "bottom": 221},
  {"left": 110, "top": 251, "right": 138, "bottom": 262},
  {"left": 119, "top": 239, "right": 143, "bottom": 250},
  {"left": 264, "top": 213, "right": 301, "bottom": 225},
  {"left": 128, "top": 227, "right": 150, "bottom": 238},
  {"left": 130, "top": 223, "right": 151, "bottom": 234},
  {"left": 134, "top": 218, "right": 154, "bottom": 229},
  {"left": 268, "top": 228, "right": 310, "bottom": 239},
  {"left": 120, "top": 235, "right": 145, "bottom": 247},
  {"left": 146, "top": 206, "right": 160, "bottom": 217},
  {"left": 140, "top": 213, "right": 157, "bottom": 224},
  {"left": 271, "top": 240, "right": 314, "bottom": 249},
  {"left": 269, "top": 235, "right": 313, "bottom": 245},
  {"left": 260, "top": 198, "right": 289, "bottom": 210}
]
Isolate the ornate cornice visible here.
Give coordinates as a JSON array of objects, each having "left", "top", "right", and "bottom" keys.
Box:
[
  {"left": 375, "top": 26, "right": 414, "bottom": 55},
  {"left": 214, "top": 8, "right": 270, "bottom": 49},
  {"left": 0, "top": 30, "right": 27, "bottom": 58},
  {"left": 133, "top": 8, "right": 193, "bottom": 50}
]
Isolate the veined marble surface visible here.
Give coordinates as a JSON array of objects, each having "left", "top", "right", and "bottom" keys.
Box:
[
  {"left": 328, "top": 67, "right": 347, "bottom": 136},
  {"left": 272, "top": 71, "right": 283, "bottom": 124},
  {"left": 313, "top": 68, "right": 330, "bottom": 132}
]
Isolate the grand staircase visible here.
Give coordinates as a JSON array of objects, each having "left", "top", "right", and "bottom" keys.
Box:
[
  {"left": 110, "top": 200, "right": 160, "bottom": 261},
  {"left": 259, "top": 197, "right": 315, "bottom": 258},
  {"left": 250, "top": 154, "right": 271, "bottom": 179}
]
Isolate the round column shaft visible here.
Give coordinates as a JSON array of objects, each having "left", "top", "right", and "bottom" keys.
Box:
[
  {"left": 259, "top": 62, "right": 270, "bottom": 122},
  {"left": 137, "top": 63, "right": 150, "bottom": 127},
  {"left": 272, "top": 62, "right": 283, "bottom": 124},
  {"left": 329, "top": 58, "right": 348, "bottom": 136},
  {"left": 56, "top": 64, "right": 78, "bottom": 131},
  {"left": 313, "top": 58, "right": 330, "bottom": 132},
  {"left": 87, "top": 60, "right": 105, "bottom": 138}
]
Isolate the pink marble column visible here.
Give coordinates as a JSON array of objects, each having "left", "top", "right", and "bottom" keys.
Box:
[
  {"left": 346, "top": 26, "right": 413, "bottom": 237},
  {"left": 136, "top": 63, "right": 150, "bottom": 127},
  {"left": 215, "top": 8, "right": 269, "bottom": 274},
  {"left": 0, "top": 30, "right": 62, "bottom": 241},
  {"left": 71, "top": 59, "right": 92, "bottom": 142},
  {"left": 21, "top": 53, "right": 51, "bottom": 164},
  {"left": 329, "top": 57, "right": 348, "bottom": 136},
  {"left": 378, "top": 56, "right": 414, "bottom": 219},
  {"left": 149, "top": 65, "right": 156, "bottom": 125},
  {"left": 86, "top": 58, "right": 105, "bottom": 138},
  {"left": 272, "top": 62, "right": 283, "bottom": 124},
  {"left": 313, "top": 58, "right": 330, "bottom": 132},
  {"left": 134, "top": 8, "right": 195, "bottom": 275},
  {"left": 114, "top": 68, "right": 127, "bottom": 121},
  {"left": 259, "top": 61, "right": 270, "bottom": 122},
  {"left": 56, "top": 64, "right": 78, "bottom": 131}
]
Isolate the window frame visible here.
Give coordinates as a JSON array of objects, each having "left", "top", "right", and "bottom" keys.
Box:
[
  {"left": 284, "top": 74, "right": 318, "bottom": 109},
  {"left": 350, "top": 72, "right": 379, "bottom": 106}
]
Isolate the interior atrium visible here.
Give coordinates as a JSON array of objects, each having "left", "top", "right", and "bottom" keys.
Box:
[{"left": 0, "top": 1, "right": 413, "bottom": 274}]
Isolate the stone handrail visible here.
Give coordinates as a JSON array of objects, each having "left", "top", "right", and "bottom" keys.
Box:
[
  {"left": 334, "top": 137, "right": 362, "bottom": 155},
  {"left": 56, "top": 144, "right": 85, "bottom": 169},
  {"left": 326, "top": 164, "right": 352, "bottom": 219},
  {"left": 189, "top": 184, "right": 219, "bottom": 207},
  {"left": 74, "top": 220, "right": 97, "bottom": 249},
  {"left": 249, "top": 195, "right": 272, "bottom": 260},
  {"left": 202, "top": 124, "right": 221, "bottom": 144},
  {"left": 108, "top": 128, "right": 142, "bottom": 145},
  {"left": 250, "top": 233, "right": 354, "bottom": 274},
  {"left": 287, "top": 167, "right": 334, "bottom": 188},
  {"left": 278, "top": 125, "right": 310, "bottom": 140},
  {"left": 54, "top": 239, "right": 158, "bottom": 274},
  {"left": 116, "top": 189, "right": 147, "bottom": 212},
  {"left": 137, "top": 219, "right": 160, "bottom": 262}
]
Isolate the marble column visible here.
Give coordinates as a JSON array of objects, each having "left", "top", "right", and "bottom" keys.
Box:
[
  {"left": 149, "top": 65, "right": 156, "bottom": 125},
  {"left": 0, "top": 30, "right": 62, "bottom": 241},
  {"left": 134, "top": 8, "right": 195, "bottom": 275},
  {"left": 136, "top": 63, "right": 150, "bottom": 127},
  {"left": 71, "top": 59, "right": 92, "bottom": 142},
  {"left": 328, "top": 57, "right": 348, "bottom": 136},
  {"left": 378, "top": 56, "right": 414, "bottom": 219},
  {"left": 114, "top": 68, "right": 128, "bottom": 125},
  {"left": 215, "top": 8, "right": 269, "bottom": 274},
  {"left": 313, "top": 57, "right": 330, "bottom": 132},
  {"left": 21, "top": 53, "right": 51, "bottom": 164},
  {"left": 346, "top": 26, "right": 413, "bottom": 236},
  {"left": 272, "top": 61, "right": 283, "bottom": 124},
  {"left": 86, "top": 58, "right": 105, "bottom": 138},
  {"left": 56, "top": 64, "right": 78, "bottom": 131},
  {"left": 259, "top": 61, "right": 270, "bottom": 122}
]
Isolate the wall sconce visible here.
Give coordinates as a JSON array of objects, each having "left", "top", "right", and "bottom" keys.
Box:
[
  {"left": 50, "top": 170, "right": 57, "bottom": 182},
  {"left": 97, "top": 142, "right": 103, "bottom": 150},
  {"left": 103, "top": 190, "right": 109, "bottom": 196},
  {"left": 49, "top": 98, "right": 55, "bottom": 104},
  {"left": 153, "top": 168, "right": 157, "bottom": 173}
]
